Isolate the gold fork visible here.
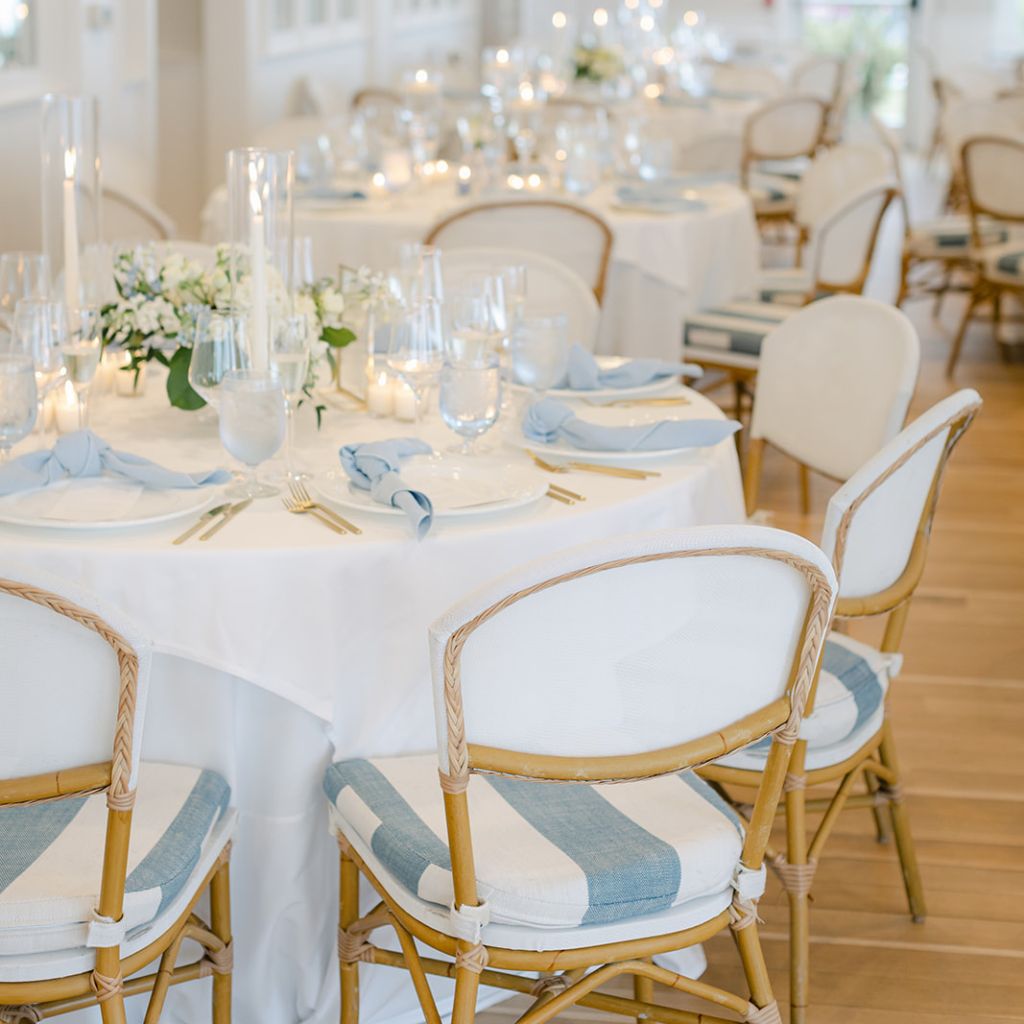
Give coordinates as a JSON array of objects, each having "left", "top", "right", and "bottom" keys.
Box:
[
  {"left": 282, "top": 496, "right": 348, "bottom": 535},
  {"left": 527, "top": 450, "right": 658, "bottom": 480},
  {"left": 583, "top": 396, "right": 691, "bottom": 408},
  {"left": 288, "top": 480, "right": 363, "bottom": 534}
]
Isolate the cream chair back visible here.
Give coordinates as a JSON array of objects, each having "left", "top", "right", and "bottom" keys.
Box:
[
  {"left": 677, "top": 133, "right": 744, "bottom": 176},
  {"left": 442, "top": 247, "right": 600, "bottom": 352},
  {"left": 789, "top": 55, "right": 844, "bottom": 104},
  {"left": 742, "top": 96, "right": 827, "bottom": 178},
  {"left": 0, "top": 565, "right": 152, "bottom": 796},
  {"left": 709, "top": 64, "right": 784, "bottom": 100},
  {"left": 428, "top": 526, "right": 837, "bottom": 779},
  {"left": 751, "top": 296, "right": 920, "bottom": 482},
  {"left": 942, "top": 99, "right": 1024, "bottom": 170},
  {"left": 795, "top": 143, "right": 893, "bottom": 229},
  {"left": 811, "top": 182, "right": 896, "bottom": 290},
  {"left": 820, "top": 389, "right": 981, "bottom": 601},
  {"left": 961, "top": 135, "right": 1024, "bottom": 223},
  {"left": 424, "top": 200, "right": 614, "bottom": 304},
  {"left": 102, "top": 187, "right": 176, "bottom": 243}
]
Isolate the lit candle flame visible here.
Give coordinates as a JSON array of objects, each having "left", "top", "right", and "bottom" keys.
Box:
[{"left": 64, "top": 147, "right": 77, "bottom": 180}]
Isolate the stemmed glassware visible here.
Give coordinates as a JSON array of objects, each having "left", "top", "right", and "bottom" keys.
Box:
[
  {"left": 0, "top": 356, "right": 38, "bottom": 460},
  {"left": 439, "top": 354, "right": 502, "bottom": 455},
  {"left": 218, "top": 369, "right": 286, "bottom": 499},
  {"left": 12, "top": 298, "right": 66, "bottom": 401},
  {"left": 500, "top": 264, "right": 527, "bottom": 329},
  {"left": 397, "top": 243, "right": 444, "bottom": 306},
  {"left": 0, "top": 253, "right": 50, "bottom": 328},
  {"left": 188, "top": 310, "right": 249, "bottom": 409},
  {"left": 269, "top": 313, "right": 312, "bottom": 480},
  {"left": 387, "top": 301, "right": 443, "bottom": 421},
  {"left": 58, "top": 306, "right": 102, "bottom": 429},
  {"left": 509, "top": 313, "right": 570, "bottom": 399},
  {"left": 447, "top": 284, "right": 505, "bottom": 363}
]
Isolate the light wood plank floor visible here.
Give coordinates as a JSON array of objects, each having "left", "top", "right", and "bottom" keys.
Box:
[{"left": 476, "top": 276, "right": 1024, "bottom": 1018}]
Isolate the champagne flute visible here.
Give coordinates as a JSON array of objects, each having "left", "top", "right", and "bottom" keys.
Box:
[
  {"left": 218, "top": 369, "right": 286, "bottom": 499},
  {"left": 0, "top": 253, "right": 50, "bottom": 327},
  {"left": 0, "top": 356, "right": 38, "bottom": 460},
  {"left": 270, "top": 313, "right": 312, "bottom": 480},
  {"left": 387, "top": 301, "right": 443, "bottom": 421},
  {"left": 500, "top": 264, "right": 527, "bottom": 327},
  {"left": 12, "top": 298, "right": 66, "bottom": 400},
  {"left": 189, "top": 310, "right": 249, "bottom": 408},
  {"left": 59, "top": 306, "right": 102, "bottom": 429}
]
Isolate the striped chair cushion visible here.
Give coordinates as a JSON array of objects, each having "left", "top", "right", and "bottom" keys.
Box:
[
  {"left": 717, "top": 633, "right": 898, "bottom": 773},
  {"left": 324, "top": 756, "right": 746, "bottom": 931},
  {"left": 907, "top": 216, "right": 1009, "bottom": 257},
  {"left": 993, "top": 250, "right": 1024, "bottom": 278},
  {"left": 0, "top": 763, "right": 230, "bottom": 956},
  {"left": 683, "top": 301, "right": 796, "bottom": 364}
]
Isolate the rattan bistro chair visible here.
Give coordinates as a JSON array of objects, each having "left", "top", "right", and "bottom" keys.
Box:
[
  {"left": 0, "top": 569, "right": 235, "bottom": 1024},
  {"left": 324, "top": 526, "right": 837, "bottom": 1024},
  {"left": 703, "top": 389, "right": 981, "bottom": 1024}
]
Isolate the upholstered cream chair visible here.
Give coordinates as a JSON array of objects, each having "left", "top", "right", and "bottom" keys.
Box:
[
  {"left": 788, "top": 55, "right": 844, "bottom": 106},
  {"left": 0, "top": 568, "right": 235, "bottom": 1024},
  {"left": 704, "top": 389, "right": 981, "bottom": 1024},
  {"left": 324, "top": 526, "right": 837, "bottom": 1024},
  {"left": 102, "top": 187, "right": 176, "bottom": 244}
]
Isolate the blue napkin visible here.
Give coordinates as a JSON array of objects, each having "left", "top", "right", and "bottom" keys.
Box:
[
  {"left": 615, "top": 183, "right": 708, "bottom": 213},
  {"left": 523, "top": 398, "right": 740, "bottom": 452},
  {"left": 298, "top": 186, "right": 367, "bottom": 201},
  {"left": 339, "top": 438, "right": 434, "bottom": 539},
  {"left": 0, "top": 430, "right": 230, "bottom": 497},
  {"left": 562, "top": 344, "right": 703, "bottom": 391}
]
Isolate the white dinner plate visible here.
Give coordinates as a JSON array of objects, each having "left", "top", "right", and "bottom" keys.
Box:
[
  {"left": 313, "top": 455, "right": 548, "bottom": 519},
  {"left": 509, "top": 356, "right": 679, "bottom": 402},
  {"left": 505, "top": 403, "right": 710, "bottom": 463},
  {"left": 0, "top": 478, "right": 220, "bottom": 531}
]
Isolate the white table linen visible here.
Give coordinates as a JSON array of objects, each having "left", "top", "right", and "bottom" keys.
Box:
[{"left": 0, "top": 379, "right": 745, "bottom": 1024}]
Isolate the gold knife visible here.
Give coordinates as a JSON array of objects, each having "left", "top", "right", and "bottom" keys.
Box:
[
  {"left": 172, "top": 502, "right": 231, "bottom": 546},
  {"left": 565, "top": 461, "right": 660, "bottom": 479},
  {"left": 199, "top": 498, "right": 253, "bottom": 541}
]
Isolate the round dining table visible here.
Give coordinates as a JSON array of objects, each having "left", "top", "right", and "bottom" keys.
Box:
[
  {"left": 0, "top": 373, "right": 745, "bottom": 1024},
  {"left": 201, "top": 181, "right": 759, "bottom": 363}
]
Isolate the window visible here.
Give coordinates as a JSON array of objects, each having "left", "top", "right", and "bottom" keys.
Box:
[
  {"left": 0, "top": 0, "right": 36, "bottom": 72},
  {"left": 263, "top": 0, "right": 363, "bottom": 55}
]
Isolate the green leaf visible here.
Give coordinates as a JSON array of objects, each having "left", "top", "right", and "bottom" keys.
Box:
[
  {"left": 323, "top": 325, "right": 357, "bottom": 349},
  {"left": 166, "top": 347, "right": 207, "bottom": 411}
]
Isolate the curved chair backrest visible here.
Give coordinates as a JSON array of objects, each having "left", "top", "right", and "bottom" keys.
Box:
[
  {"left": 750, "top": 296, "right": 920, "bottom": 485},
  {"left": 961, "top": 135, "right": 1024, "bottom": 231},
  {"left": 442, "top": 246, "right": 600, "bottom": 352},
  {"left": 789, "top": 54, "right": 844, "bottom": 104},
  {"left": 102, "top": 186, "right": 176, "bottom": 243},
  {"left": 742, "top": 96, "right": 827, "bottom": 181},
  {"left": 676, "top": 133, "right": 744, "bottom": 176},
  {"left": 796, "top": 143, "right": 893, "bottom": 229},
  {"left": 709, "top": 63, "right": 784, "bottom": 100},
  {"left": 424, "top": 200, "right": 614, "bottom": 304},
  {"left": 941, "top": 99, "right": 1024, "bottom": 170},
  {"left": 820, "top": 389, "right": 981, "bottom": 608},
  {"left": 253, "top": 115, "right": 330, "bottom": 151},
  {"left": 351, "top": 87, "right": 402, "bottom": 113}
]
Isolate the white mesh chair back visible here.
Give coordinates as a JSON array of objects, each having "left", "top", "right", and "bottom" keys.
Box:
[
  {"left": 810, "top": 181, "right": 895, "bottom": 289},
  {"left": 751, "top": 296, "right": 920, "bottom": 481},
  {"left": 709, "top": 64, "right": 784, "bottom": 100},
  {"left": 820, "top": 390, "right": 981, "bottom": 600},
  {"left": 102, "top": 187, "right": 176, "bottom": 243},
  {"left": 942, "top": 99, "right": 1024, "bottom": 168},
  {"left": 795, "top": 143, "right": 893, "bottom": 229},
  {"left": 442, "top": 247, "right": 600, "bottom": 352},
  {"left": 424, "top": 201, "right": 613, "bottom": 303},
  {"left": 744, "top": 96, "right": 827, "bottom": 164},
  {"left": 429, "top": 526, "right": 837, "bottom": 773},
  {"left": 961, "top": 136, "right": 1024, "bottom": 221},
  {"left": 0, "top": 565, "right": 152, "bottom": 790},
  {"left": 676, "top": 133, "right": 744, "bottom": 176},
  {"left": 789, "top": 55, "right": 844, "bottom": 103}
]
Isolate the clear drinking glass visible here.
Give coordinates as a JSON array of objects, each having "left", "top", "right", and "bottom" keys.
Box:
[
  {"left": 270, "top": 313, "right": 312, "bottom": 480},
  {"left": 59, "top": 305, "right": 101, "bottom": 428},
  {"left": 398, "top": 243, "right": 444, "bottom": 305},
  {"left": 0, "top": 253, "right": 51, "bottom": 326},
  {"left": 387, "top": 301, "right": 443, "bottom": 420},
  {"left": 501, "top": 264, "right": 528, "bottom": 327},
  {"left": 218, "top": 369, "right": 287, "bottom": 499},
  {"left": 447, "top": 284, "right": 504, "bottom": 363},
  {"left": 189, "top": 310, "right": 249, "bottom": 408},
  {"left": 12, "top": 298, "right": 66, "bottom": 398},
  {"left": 510, "top": 313, "right": 570, "bottom": 396},
  {"left": 0, "top": 356, "right": 39, "bottom": 459},
  {"left": 439, "top": 355, "right": 502, "bottom": 455}
]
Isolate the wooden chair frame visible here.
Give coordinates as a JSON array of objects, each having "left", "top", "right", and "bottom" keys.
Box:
[
  {"left": 702, "top": 401, "right": 981, "bottom": 1024},
  {"left": 334, "top": 545, "right": 835, "bottom": 1024},
  {"left": 946, "top": 136, "right": 1024, "bottom": 377},
  {"left": 422, "top": 200, "right": 614, "bottom": 305},
  {"left": 350, "top": 87, "right": 401, "bottom": 112},
  {"left": 0, "top": 580, "right": 232, "bottom": 1024}
]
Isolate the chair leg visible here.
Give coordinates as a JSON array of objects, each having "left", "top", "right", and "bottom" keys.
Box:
[
  {"left": 798, "top": 463, "right": 811, "bottom": 516},
  {"left": 946, "top": 282, "right": 984, "bottom": 378},
  {"left": 992, "top": 289, "right": 1003, "bottom": 352},
  {"left": 864, "top": 771, "right": 891, "bottom": 845},
  {"left": 210, "top": 855, "right": 233, "bottom": 1024},
  {"left": 785, "top": 745, "right": 810, "bottom": 1024},
  {"left": 451, "top": 950, "right": 482, "bottom": 1024},
  {"left": 932, "top": 265, "right": 953, "bottom": 320},
  {"left": 733, "top": 918, "right": 779, "bottom": 1021},
  {"left": 99, "top": 994, "right": 129, "bottom": 1024},
  {"left": 339, "top": 843, "right": 361, "bottom": 1024},
  {"left": 633, "top": 968, "right": 653, "bottom": 1023},
  {"left": 878, "top": 721, "right": 927, "bottom": 923}
]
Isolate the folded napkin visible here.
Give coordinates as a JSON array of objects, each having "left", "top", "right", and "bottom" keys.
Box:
[
  {"left": 562, "top": 344, "right": 703, "bottom": 391},
  {"left": 0, "top": 430, "right": 231, "bottom": 497},
  {"left": 615, "top": 184, "right": 708, "bottom": 213},
  {"left": 523, "top": 398, "right": 740, "bottom": 452},
  {"left": 339, "top": 438, "right": 434, "bottom": 539}
]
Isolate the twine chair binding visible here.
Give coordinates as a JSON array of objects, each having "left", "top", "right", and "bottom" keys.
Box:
[
  {"left": 332, "top": 541, "right": 835, "bottom": 1024},
  {"left": 0, "top": 578, "right": 233, "bottom": 1024},
  {"left": 702, "top": 398, "right": 980, "bottom": 1024}
]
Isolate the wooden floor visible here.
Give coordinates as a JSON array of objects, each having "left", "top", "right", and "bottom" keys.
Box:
[{"left": 478, "top": 251, "right": 1024, "bottom": 1016}]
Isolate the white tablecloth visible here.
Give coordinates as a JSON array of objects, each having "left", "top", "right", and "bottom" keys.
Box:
[
  {"left": 0, "top": 380, "right": 745, "bottom": 1024},
  {"left": 201, "top": 183, "right": 759, "bottom": 361}
]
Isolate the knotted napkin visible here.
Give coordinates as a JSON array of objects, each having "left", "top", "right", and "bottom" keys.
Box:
[
  {"left": 562, "top": 343, "right": 703, "bottom": 391},
  {"left": 0, "top": 430, "right": 230, "bottom": 496},
  {"left": 523, "top": 398, "right": 740, "bottom": 452},
  {"left": 339, "top": 438, "right": 434, "bottom": 539}
]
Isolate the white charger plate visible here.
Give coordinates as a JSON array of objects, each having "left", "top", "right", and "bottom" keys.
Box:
[
  {"left": 509, "top": 356, "right": 679, "bottom": 402},
  {"left": 0, "top": 478, "right": 219, "bottom": 531},
  {"left": 313, "top": 455, "right": 548, "bottom": 519}
]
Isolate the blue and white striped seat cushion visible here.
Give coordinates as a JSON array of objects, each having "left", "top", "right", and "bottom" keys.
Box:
[
  {"left": 0, "top": 763, "right": 231, "bottom": 957},
  {"left": 324, "top": 757, "right": 746, "bottom": 932},
  {"left": 991, "top": 250, "right": 1024, "bottom": 279},
  {"left": 907, "top": 216, "right": 1008, "bottom": 257},
  {"left": 718, "top": 633, "right": 898, "bottom": 773},
  {"left": 683, "top": 301, "right": 796, "bottom": 366}
]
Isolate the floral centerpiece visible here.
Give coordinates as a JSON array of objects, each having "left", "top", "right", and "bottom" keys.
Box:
[
  {"left": 102, "top": 244, "right": 370, "bottom": 411},
  {"left": 572, "top": 45, "right": 625, "bottom": 85}
]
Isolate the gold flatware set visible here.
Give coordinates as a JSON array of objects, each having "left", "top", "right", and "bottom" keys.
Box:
[{"left": 528, "top": 450, "right": 660, "bottom": 480}]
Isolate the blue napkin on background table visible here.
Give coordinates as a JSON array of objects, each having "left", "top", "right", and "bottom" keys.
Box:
[
  {"left": 339, "top": 438, "right": 434, "bottom": 539},
  {"left": 523, "top": 398, "right": 740, "bottom": 452},
  {"left": 0, "top": 430, "right": 230, "bottom": 497},
  {"left": 615, "top": 183, "right": 709, "bottom": 213},
  {"left": 562, "top": 344, "right": 703, "bottom": 390}
]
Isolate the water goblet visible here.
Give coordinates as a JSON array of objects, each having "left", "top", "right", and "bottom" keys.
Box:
[
  {"left": 510, "top": 313, "right": 570, "bottom": 398},
  {"left": 0, "top": 356, "right": 39, "bottom": 460},
  {"left": 59, "top": 306, "right": 102, "bottom": 429},
  {"left": 270, "top": 313, "right": 312, "bottom": 480},
  {"left": 447, "top": 284, "right": 504, "bottom": 364},
  {"left": 439, "top": 354, "right": 502, "bottom": 455},
  {"left": 189, "top": 310, "right": 249, "bottom": 408},
  {"left": 218, "top": 369, "right": 287, "bottom": 499}
]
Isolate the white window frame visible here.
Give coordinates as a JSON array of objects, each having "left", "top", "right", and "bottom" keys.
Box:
[{"left": 262, "top": 0, "right": 368, "bottom": 58}]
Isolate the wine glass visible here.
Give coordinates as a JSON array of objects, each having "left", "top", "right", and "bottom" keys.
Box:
[
  {"left": 218, "top": 369, "right": 286, "bottom": 499},
  {"left": 509, "top": 313, "right": 570, "bottom": 398},
  {"left": 59, "top": 306, "right": 102, "bottom": 429},
  {"left": 0, "top": 253, "right": 50, "bottom": 327},
  {"left": 398, "top": 243, "right": 444, "bottom": 305},
  {"left": 439, "top": 354, "right": 502, "bottom": 455},
  {"left": 387, "top": 301, "right": 443, "bottom": 421},
  {"left": 189, "top": 310, "right": 249, "bottom": 408},
  {"left": 12, "top": 298, "right": 66, "bottom": 399},
  {"left": 500, "top": 264, "right": 527, "bottom": 328},
  {"left": 270, "top": 313, "right": 312, "bottom": 480},
  {"left": 447, "top": 286, "right": 503, "bottom": 364},
  {"left": 0, "top": 356, "right": 38, "bottom": 460}
]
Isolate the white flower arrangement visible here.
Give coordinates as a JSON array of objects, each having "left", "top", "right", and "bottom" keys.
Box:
[{"left": 572, "top": 45, "right": 625, "bottom": 84}]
